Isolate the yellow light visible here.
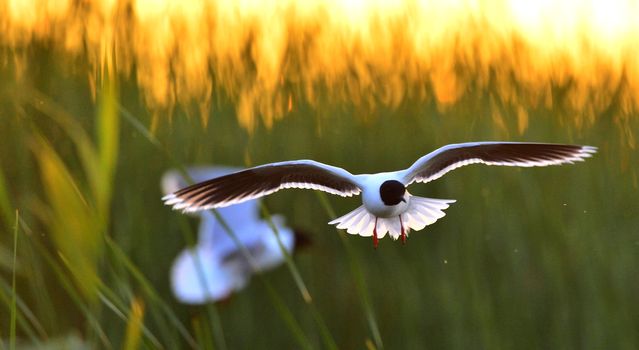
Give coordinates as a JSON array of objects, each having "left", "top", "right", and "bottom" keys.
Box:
[{"left": 1, "top": 0, "right": 638, "bottom": 134}]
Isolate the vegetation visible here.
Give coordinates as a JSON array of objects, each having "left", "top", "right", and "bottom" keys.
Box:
[{"left": 0, "top": 49, "right": 638, "bottom": 349}]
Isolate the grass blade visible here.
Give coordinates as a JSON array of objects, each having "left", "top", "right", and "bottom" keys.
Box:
[
  {"left": 10, "top": 210, "right": 18, "bottom": 350},
  {"left": 95, "top": 74, "right": 119, "bottom": 220},
  {"left": 21, "top": 88, "right": 101, "bottom": 199},
  {"left": 261, "top": 282, "right": 314, "bottom": 350},
  {"left": 260, "top": 205, "right": 338, "bottom": 350},
  {"left": 174, "top": 216, "right": 227, "bottom": 350},
  {"left": 29, "top": 135, "right": 101, "bottom": 302},
  {"left": 317, "top": 192, "right": 384, "bottom": 349},
  {"left": 0, "top": 278, "right": 46, "bottom": 343},
  {"left": 192, "top": 316, "right": 215, "bottom": 350},
  {"left": 104, "top": 236, "right": 199, "bottom": 349},
  {"left": 123, "top": 297, "right": 145, "bottom": 350},
  {"left": 0, "top": 166, "right": 13, "bottom": 228},
  {"left": 206, "top": 208, "right": 315, "bottom": 349},
  {"left": 260, "top": 205, "right": 312, "bottom": 303},
  {"left": 96, "top": 289, "right": 162, "bottom": 349},
  {"left": 15, "top": 227, "right": 57, "bottom": 337},
  {"left": 22, "top": 225, "right": 112, "bottom": 349},
  {"left": 119, "top": 105, "right": 316, "bottom": 349}
]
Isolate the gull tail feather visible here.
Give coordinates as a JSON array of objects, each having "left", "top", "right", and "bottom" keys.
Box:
[{"left": 328, "top": 197, "right": 456, "bottom": 240}]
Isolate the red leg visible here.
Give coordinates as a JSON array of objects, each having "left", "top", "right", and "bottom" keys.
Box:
[
  {"left": 400, "top": 215, "right": 406, "bottom": 245},
  {"left": 373, "top": 217, "right": 379, "bottom": 249}
]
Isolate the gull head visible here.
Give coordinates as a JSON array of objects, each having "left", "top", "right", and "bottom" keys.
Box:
[{"left": 379, "top": 180, "right": 407, "bottom": 206}]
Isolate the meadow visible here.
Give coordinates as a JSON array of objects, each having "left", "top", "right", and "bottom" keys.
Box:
[{"left": 1, "top": 2, "right": 639, "bottom": 349}]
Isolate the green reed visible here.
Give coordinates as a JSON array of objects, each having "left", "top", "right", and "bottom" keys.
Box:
[
  {"left": 9, "top": 210, "right": 18, "bottom": 350},
  {"left": 1, "top": 55, "right": 638, "bottom": 349},
  {"left": 120, "top": 106, "right": 317, "bottom": 349}
]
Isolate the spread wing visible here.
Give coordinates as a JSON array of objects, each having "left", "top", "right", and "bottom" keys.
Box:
[
  {"left": 163, "top": 160, "right": 361, "bottom": 212},
  {"left": 161, "top": 166, "right": 261, "bottom": 223},
  {"left": 401, "top": 142, "right": 597, "bottom": 185}
]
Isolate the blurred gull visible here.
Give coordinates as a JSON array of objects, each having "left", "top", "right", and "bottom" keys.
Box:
[
  {"left": 162, "top": 167, "right": 295, "bottom": 304},
  {"left": 164, "top": 142, "right": 596, "bottom": 248}
]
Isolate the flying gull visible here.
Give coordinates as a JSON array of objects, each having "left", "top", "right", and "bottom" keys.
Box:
[
  {"left": 162, "top": 167, "right": 297, "bottom": 303},
  {"left": 163, "top": 142, "right": 596, "bottom": 248}
]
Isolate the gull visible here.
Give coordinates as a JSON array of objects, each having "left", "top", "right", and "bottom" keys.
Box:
[
  {"left": 163, "top": 142, "right": 596, "bottom": 248},
  {"left": 162, "top": 167, "right": 296, "bottom": 304}
]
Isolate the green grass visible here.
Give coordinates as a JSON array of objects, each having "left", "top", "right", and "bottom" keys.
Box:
[
  {"left": 317, "top": 192, "right": 383, "bottom": 349},
  {"left": 0, "top": 53, "right": 638, "bottom": 349},
  {"left": 10, "top": 210, "right": 18, "bottom": 350}
]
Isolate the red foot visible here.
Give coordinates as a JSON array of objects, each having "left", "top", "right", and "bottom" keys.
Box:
[
  {"left": 373, "top": 217, "right": 379, "bottom": 249},
  {"left": 400, "top": 215, "right": 406, "bottom": 245}
]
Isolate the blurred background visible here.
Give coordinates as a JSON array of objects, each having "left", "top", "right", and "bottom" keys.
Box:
[{"left": 1, "top": 0, "right": 638, "bottom": 349}]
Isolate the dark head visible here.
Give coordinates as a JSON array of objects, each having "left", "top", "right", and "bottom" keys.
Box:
[{"left": 379, "top": 180, "right": 406, "bottom": 206}]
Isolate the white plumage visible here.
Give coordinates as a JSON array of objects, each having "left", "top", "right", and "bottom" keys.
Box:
[
  {"left": 162, "top": 167, "right": 295, "bottom": 304},
  {"left": 329, "top": 197, "right": 455, "bottom": 239}
]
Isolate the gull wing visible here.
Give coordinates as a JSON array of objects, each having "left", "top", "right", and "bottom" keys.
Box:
[
  {"left": 401, "top": 142, "right": 597, "bottom": 185},
  {"left": 170, "top": 246, "right": 247, "bottom": 304},
  {"left": 163, "top": 160, "right": 361, "bottom": 212},
  {"left": 161, "top": 166, "right": 261, "bottom": 222}
]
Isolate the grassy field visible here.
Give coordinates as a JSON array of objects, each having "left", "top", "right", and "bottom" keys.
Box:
[{"left": 1, "top": 51, "right": 638, "bottom": 349}]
